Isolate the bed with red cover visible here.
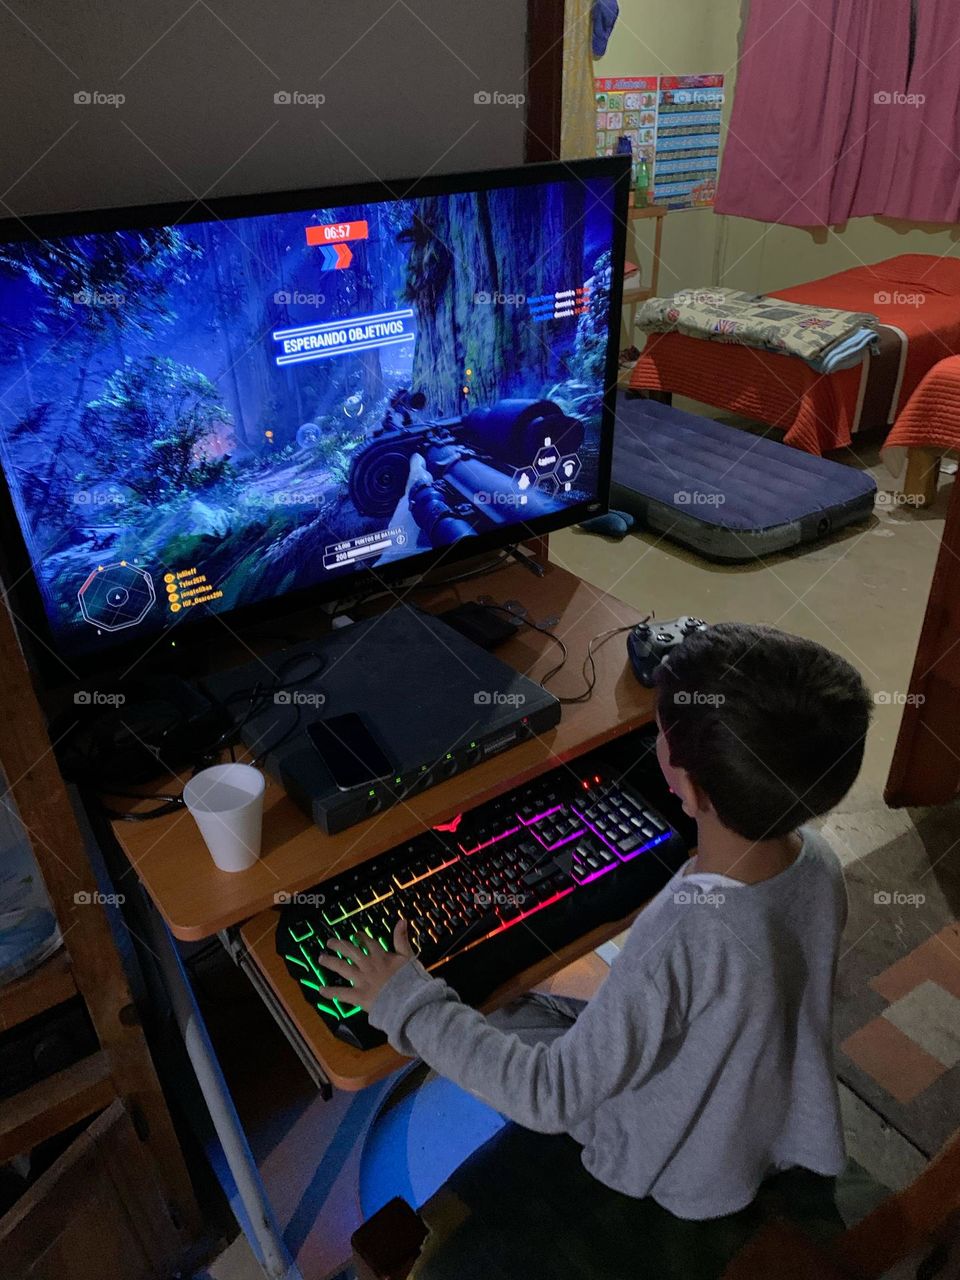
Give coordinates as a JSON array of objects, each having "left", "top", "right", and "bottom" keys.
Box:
[{"left": 628, "top": 255, "right": 960, "bottom": 455}]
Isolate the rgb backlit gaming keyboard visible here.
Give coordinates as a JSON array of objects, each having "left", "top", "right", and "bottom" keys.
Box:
[{"left": 276, "top": 756, "right": 685, "bottom": 1049}]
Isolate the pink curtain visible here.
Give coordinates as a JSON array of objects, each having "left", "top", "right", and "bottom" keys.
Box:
[
  {"left": 879, "top": 3, "right": 960, "bottom": 222},
  {"left": 715, "top": 0, "right": 913, "bottom": 226}
]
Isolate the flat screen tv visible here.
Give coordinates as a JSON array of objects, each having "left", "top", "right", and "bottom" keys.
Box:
[{"left": 0, "top": 156, "right": 630, "bottom": 680}]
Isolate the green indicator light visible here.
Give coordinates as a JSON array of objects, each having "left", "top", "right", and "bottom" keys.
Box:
[
  {"left": 420, "top": 764, "right": 428, "bottom": 771},
  {"left": 470, "top": 741, "right": 477, "bottom": 749},
  {"left": 368, "top": 788, "right": 376, "bottom": 797},
  {"left": 395, "top": 776, "right": 402, "bottom": 785},
  {"left": 446, "top": 752, "right": 452, "bottom": 759}
]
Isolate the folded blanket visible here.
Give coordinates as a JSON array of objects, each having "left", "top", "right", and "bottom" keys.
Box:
[
  {"left": 636, "top": 287, "right": 881, "bottom": 374},
  {"left": 816, "top": 326, "right": 879, "bottom": 374}
]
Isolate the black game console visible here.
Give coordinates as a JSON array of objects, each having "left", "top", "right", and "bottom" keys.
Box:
[
  {"left": 627, "top": 616, "right": 707, "bottom": 686},
  {"left": 204, "top": 606, "right": 561, "bottom": 834}
]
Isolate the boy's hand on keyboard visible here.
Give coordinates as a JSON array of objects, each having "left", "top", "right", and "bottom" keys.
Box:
[{"left": 322, "top": 918, "right": 416, "bottom": 1011}]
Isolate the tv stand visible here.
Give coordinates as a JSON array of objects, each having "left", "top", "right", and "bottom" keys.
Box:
[{"left": 504, "top": 541, "right": 546, "bottom": 577}]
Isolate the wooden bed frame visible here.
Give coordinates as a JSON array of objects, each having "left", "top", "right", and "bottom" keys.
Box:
[{"left": 902, "top": 446, "right": 944, "bottom": 508}]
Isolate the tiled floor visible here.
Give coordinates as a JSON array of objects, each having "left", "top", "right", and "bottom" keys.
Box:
[
  {"left": 842, "top": 931, "right": 960, "bottom": 1106},
  {"left": 207, "top": 427, "right": 955, "bottom": 1278}
]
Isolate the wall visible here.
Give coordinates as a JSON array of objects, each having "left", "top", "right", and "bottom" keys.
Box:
[
  {"left": 598, "top": 0, "right": 960, "bottom": 298},
  {"left": 0, "top": 0, "right": 527, "bottom": 216},
  {"left": 593, "top": 0, "right": 741, "bottom": 298},
  {"left": 719, "top": 212, "right": 960, "bottom": 295}
]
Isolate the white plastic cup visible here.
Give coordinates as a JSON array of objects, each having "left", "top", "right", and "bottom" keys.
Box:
[{"left": 183, "top": 763, "right": 265, "bottom": 873}]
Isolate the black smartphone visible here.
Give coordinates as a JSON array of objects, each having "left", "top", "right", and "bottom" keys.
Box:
[{"left": 306, "top": 714, "right": 395, "bottom": 791}]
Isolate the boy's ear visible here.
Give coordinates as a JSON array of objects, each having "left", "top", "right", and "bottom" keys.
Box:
[
  {"left": 656, "top": 716, "right": 713, "bottom": 821},
  {"left": 670, "top": 768, "right": 701, "bottom": 819},
  {"left": 672, "top": 764, "right": 712, "bottom": 822}
]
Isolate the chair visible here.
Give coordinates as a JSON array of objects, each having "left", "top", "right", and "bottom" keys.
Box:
[{"left": 352, "top": 1120, "right": 960, "bottom": 1279}]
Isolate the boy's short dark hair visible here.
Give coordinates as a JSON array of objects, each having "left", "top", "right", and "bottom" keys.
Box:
[{"left": 655, "top": 623, "right": 872, "bottom": 840}]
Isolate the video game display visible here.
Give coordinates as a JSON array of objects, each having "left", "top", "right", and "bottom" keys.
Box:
[{"left": 0, "top": 168, "right": 621, "bottom": 662}]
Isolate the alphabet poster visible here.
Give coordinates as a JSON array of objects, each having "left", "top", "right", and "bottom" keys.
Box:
[{"left": 594, "top": 73, "right": 725, "bottom": 211}]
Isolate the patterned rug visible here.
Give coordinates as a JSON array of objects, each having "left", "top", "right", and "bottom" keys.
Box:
[{"left": 829, "top": 803, "right": 960, "bottom": 1157}]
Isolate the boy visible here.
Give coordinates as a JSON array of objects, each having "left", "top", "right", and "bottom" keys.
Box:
[{"left": 322, "top": 623, "right": 871, "bottom": 1220}]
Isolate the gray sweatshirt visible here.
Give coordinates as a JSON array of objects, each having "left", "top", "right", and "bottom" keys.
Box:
[{"left": 369, "top": 826, "right": 847, "bottom": 1219}]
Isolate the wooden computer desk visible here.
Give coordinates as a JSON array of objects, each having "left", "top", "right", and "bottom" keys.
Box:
[
  {"left": 111, "top": 559, "right": 659, "bottom": 1092},
  {"left": 104, "top": 555, "right": 663, "bottom": 1275}
]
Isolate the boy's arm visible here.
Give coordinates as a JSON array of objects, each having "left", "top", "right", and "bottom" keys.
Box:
[{"left": 367, "top": 949, "right": 674, "bottom": 1133}]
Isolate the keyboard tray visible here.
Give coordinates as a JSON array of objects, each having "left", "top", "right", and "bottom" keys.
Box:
[{"left": 236, "top": 727, "right": 693, "bottom": 1091}]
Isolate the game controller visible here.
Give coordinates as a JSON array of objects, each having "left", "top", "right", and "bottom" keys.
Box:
[{"left": 627, "top": 616, "right": 708, "bottom": 686}]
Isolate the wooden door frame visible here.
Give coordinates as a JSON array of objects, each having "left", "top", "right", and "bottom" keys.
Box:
[
  {"left": 526, "top": 0, "right": 565, "bottom": 161},
  {"left": 885, "top": 475, "right": 960, "bottom": 806}
]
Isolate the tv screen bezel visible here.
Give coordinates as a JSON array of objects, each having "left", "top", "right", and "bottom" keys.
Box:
[{"left": 0, "top": 155, "right": 631, "bottom": 686}]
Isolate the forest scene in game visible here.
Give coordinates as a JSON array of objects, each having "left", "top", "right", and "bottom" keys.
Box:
[{"left": 0, "top": 176, "right": 616, "bottom": 655}]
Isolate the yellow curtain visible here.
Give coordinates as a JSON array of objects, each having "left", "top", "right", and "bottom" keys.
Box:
[{"left": 561, "top": 0, "right": 597, "bottom": 160}]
